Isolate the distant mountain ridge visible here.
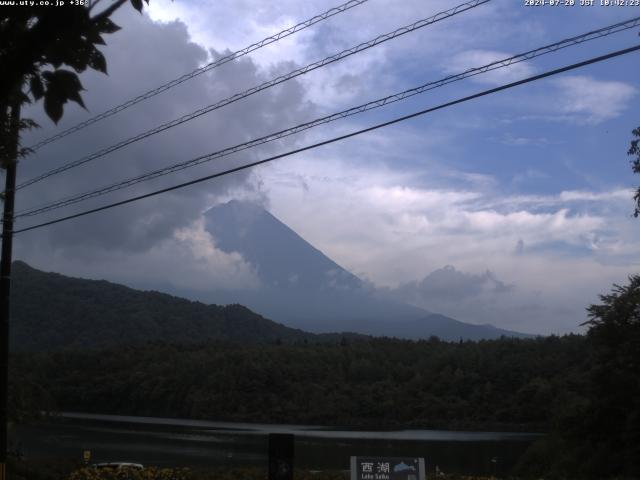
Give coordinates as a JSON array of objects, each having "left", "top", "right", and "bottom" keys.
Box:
[
  {"left": 10, "top": 202, "right": 532, "bottom": 349},
  {"left": 9, "top": 261, "right": 365, "bottom": 352},
  {"left": 203, "top": 200, "right": 532, "bottom": 341}
]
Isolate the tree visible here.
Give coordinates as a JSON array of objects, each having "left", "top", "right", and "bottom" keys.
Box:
[
  {"left": 0, "top": 0, "right": 150, "bottom": 475},
  {"left": 629, "top": 127, "right": 640, "bottom": 217},
  {"left": 1, "top": 0, "right": 151, "bottom": 133},
  {"left": 580, "top": 276, "right": 640, "bottom": 477}
]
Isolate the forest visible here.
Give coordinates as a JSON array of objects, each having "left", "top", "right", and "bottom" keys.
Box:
[
  {"left": 9, "top": 260, "right": 366, "bottom": 351},
  {"left": 10, "top": 335, "right": 586, "bottom": 430},
  {"left": 8, "top": 275, "right": 640, "bottom": 478}
]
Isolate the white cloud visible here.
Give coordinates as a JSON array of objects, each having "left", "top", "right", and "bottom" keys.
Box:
[
  {"left": 14, "top": 0, "right": 640, "bottom": 338},
  {"left": 512, "top": 168, "right": 549, "bottom": 185},
  {"left": 246, "top": 152, "right": 639, "bottom": 334},
  {"left": 18, "top": 9, "right": 314, "bottom": 255},
  {"left": 501, "top": 134, "right": 555, "bottom": 147},
  {"left": 19, "top": 218, "right": 261, "bottom": 295},
  {"left": 15, "top": 7, "right": 311, "bottom": 295},
  {"left": 551, "top": 75, "right": 637, "bottom": 125},
  {"left": 256, "top": 155, "right": 621, "bottom": 268},
  {"left": 145, "top": 0, "right": 507, "bottom": 109},
  {"left": 482, "top": 188, "right": 634, "bottom": 210},
  {"left": 558, "top": 189, "right": 633, "bottom": 202},
  {"left": 145, "top": 0, "right": 399, "bottom": 109}
]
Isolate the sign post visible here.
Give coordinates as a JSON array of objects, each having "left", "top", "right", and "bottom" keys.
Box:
[
  {"left": 350, "top": 457, "right": 425, "bottom": 480},
  {"left": 268, "top": 433, "right": 294, "bottom": 480}
]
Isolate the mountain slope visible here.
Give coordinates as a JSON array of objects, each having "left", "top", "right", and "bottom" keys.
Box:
[
  {"left": 205, "top": 200, "right": 433, "bottom": 326},
  {"left": 204, "top": 201, "right": 532, "bottom": 340},
  {"left": 206, "top": 200, "right": 362, "bottom": 291},
  {"left": 9, "top": 261, "right": 362, "bottom": 352}
]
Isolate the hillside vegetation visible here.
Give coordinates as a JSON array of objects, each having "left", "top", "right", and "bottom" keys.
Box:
[
  {"left": 10, "top": 261, "right": 363, "bottom": 351},
  {"left": 8, "top": 262, "right": 640, "bottom": 478},
  {"left": 11, "top": 335, "right": 586, "bottom": 431}
]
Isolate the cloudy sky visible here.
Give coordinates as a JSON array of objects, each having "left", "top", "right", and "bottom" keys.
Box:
[{"left": 11, "top": 0, "right": 640, "bottom": 335}]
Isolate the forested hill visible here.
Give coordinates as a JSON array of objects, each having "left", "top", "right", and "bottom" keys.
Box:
[
  {"left": 9, "top": 261, "right": 364, "bottom": 351},
  {"left": 11, "top": 335, "right": 588, "bottom": 432}
]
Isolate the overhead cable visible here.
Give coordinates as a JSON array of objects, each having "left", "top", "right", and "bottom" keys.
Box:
[
  {"left": 26, "top": 0, "right": 371, "bottom": 151},
  {"left": 13, "top": 44, "right": 640, "bottom": 235},
  {"left": 15, "top": 15, "right": 640, "bottom": 219},
  {"left": 17, "top": 0, "right": 490, "bottom": 190}
]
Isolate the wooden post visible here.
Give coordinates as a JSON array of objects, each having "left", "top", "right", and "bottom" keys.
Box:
[
  {"left": 0, "top": 101, "right": 20, "bottom": 480},
  {"left": 268, "top": 433, "right": 294, "bottom": 480}
]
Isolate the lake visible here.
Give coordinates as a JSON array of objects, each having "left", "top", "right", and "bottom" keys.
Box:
[{"left": 13, "top": 412, "right": 541, "bottom": 476}]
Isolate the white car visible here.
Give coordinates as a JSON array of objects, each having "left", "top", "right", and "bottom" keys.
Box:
[{"left": 92, "top": 462, "right": 144, "bottom": 470}]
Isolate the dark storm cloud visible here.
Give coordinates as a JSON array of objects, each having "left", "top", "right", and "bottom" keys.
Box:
[{"left": 14, "top": 7, "right": 316, "bottom": 258}]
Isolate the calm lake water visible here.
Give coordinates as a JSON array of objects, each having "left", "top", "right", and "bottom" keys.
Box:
[{"left": 14, "top": 412, "right": 541, "bottom": 476}]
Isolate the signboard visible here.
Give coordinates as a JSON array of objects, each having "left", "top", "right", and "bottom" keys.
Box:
[{"left": 350, "top": 457, "right": 425, "bottom": 480}]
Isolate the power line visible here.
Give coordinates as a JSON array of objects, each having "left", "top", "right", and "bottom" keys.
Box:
[
  {"left": 15, "top": 15, "right": 640, "bottom": 219},
  {"left": 26, "top": 0, "right": 371, "bottom": 152},
  {"left": 17, "top": 0, "right": 490, "bottom": 191},
  {"left": 13, "top": 44, "right": 640, "bottom": 236}
]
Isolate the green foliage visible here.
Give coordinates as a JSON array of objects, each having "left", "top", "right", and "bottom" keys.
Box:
[
  {"left": 578, "top": 276, "right": 640, "bottom": 478},
  {"left": 13, "top": 464, "right": 500, "bottom": 480},
  {"left": 0, "top": 0, "right": 150, "bottom": 169},
  {"left": 6, "top": 457, "right": 78, "bottom": 480},
  {"left": 516, "top": 276, "right": 640, "bottom": 479},
  {"left": 513, "top": 434, "right": 583, "bottom": 479},
  {"left": 41, "top": 69, "right": 86, "bottom": 123},
  {"left": 11, "top": 335, "right": 588, "bottom": 431},
  {"left": 12, "top": 263, "right": 640, "bottom": 478},
  {"left": 630, "top": 127, "right": 640, "bottom": 217},
  {"left": 68, "top": 466, "right": 192, "bottom": 480},
  {"left": 0, "top": 1, "right": 148, "bottom": 120},
  {"left": 9, "top": 261, "right": 353, "bottom": 352}
]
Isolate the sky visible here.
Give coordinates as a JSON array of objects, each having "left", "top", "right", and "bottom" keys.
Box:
[{"left": 10, "top": 0, "right": 640, "bottom": 335}]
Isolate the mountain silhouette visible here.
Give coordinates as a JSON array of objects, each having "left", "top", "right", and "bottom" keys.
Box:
[
  {"left": 203, "top": 200, "right": 531, "bottom": 340},
  {"left": 9, "top": 260, "right": 366, "bottom": 352}
]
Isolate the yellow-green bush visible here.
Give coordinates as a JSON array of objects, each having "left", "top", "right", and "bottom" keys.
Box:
[
  {"left": 67, "top": 466, "right": 193, "bottom": 480},
  {"left": 65, "top": 466, "right": 499, "bottom": 480}
]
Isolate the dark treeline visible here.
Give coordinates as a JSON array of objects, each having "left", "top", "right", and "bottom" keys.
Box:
[
  {"left": 10, "top": 261, "right": 368, "bottom": 351},
  {"left": 10, "top": 335, "right": 587, "bottom": 431},
  {"left": 8, "top": 275, "right": 640, "bottom": 478}
]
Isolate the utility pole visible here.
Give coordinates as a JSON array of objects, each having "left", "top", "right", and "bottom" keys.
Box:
[{"left": 0, "top": 100, "right": 20, "bottom": 480}]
